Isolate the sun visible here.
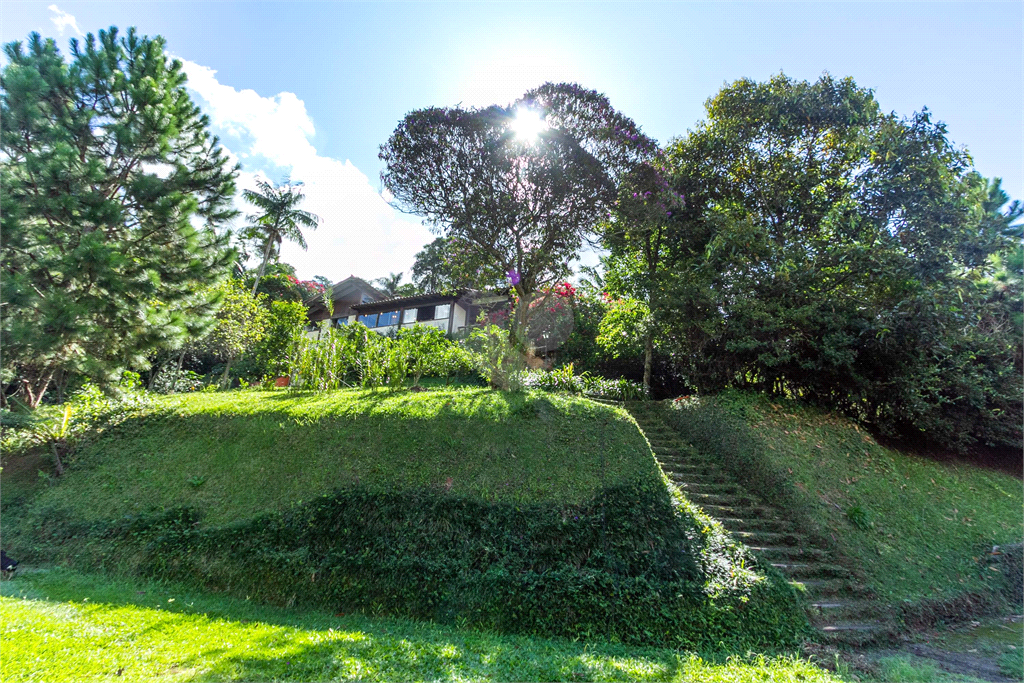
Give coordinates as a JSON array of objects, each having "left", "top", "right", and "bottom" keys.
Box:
[{"left": 511, "top": 108, "right": 547, "bottom": 142}]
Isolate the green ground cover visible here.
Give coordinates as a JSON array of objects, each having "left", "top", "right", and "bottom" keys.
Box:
[
  {"left": 661, "top": 392, "right": 1023, "bottom": 610},
  {"left": 0, "top": 568, "right": 836, "bottom": 683},
  {"left": 3, "top": 387, "right": 808, "bottom": 649},
  {"left": 10, "top": 388, "right": 655, "bottom": 524}
]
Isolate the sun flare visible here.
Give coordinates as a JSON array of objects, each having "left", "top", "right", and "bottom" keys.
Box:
[{"left": 511, "top": 108, "right": 547, "bottom": 142}]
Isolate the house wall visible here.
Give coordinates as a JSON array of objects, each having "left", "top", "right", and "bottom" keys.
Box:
[{"left": 453, "top": 303, "right": 468, "bottom": 333}]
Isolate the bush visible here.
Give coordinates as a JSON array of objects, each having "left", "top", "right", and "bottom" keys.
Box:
[
  {"left": 21, "top": 482, "right": 808, "bottom": 650},
  {"left": 465, "top": 324, "right": 526, "bottom": 390},
  {"left": 0, "top": 372, "right": 153, "bottom": 463},
  {"left": 149, "top": 369, "right": 205, "bottom": 394},
  {"left": 521, "top": 365, "right": 649, "bottom": 401},
  {"left": 249, "top": 299, "right": 308, "bottom": 378},
  {"left": 290, "top": 323, "right": 474, "bottom": 392}
]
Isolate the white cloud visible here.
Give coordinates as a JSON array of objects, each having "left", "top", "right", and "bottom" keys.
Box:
[
  {"left": 47, "top": 5, "right": 84, "bottom": 37},
  {"left": 178, "top": 59, "right": 433, "bottom": 284}
]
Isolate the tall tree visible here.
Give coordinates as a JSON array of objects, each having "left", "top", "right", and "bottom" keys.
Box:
[
  {"left": 373, "top": 272, "right": 404, "bottom": 297},
  {"left": 240, "top": 178, "right": 321, "bottom": 296},
  {"left": 660, "top": 73, "right": 1021, "bottom": 450},
  {"left": 380, "top": 83, "right": 656, "bottom": 346},
  {"left": 601, "top": 163, "right": 684, "bottom": 391},
  {"left": 0, "top": 27, "right": 238, "bottom": 408},
  {"left": 201, "top": 279, "right": 269, "bottom": 388},
  {"left": 411, "top": 237, "right": 503, "bottom": 293}
]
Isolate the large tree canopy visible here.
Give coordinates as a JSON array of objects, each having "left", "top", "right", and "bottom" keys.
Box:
[
  {"left": 380, "top": 83, "right": 657, "bottom": 338},
  {"left": 658, "top": 73, "right": 1021, "bottom": 450},
  {"left": 1, "top": 27, "right": 238, "bottom": 407}
]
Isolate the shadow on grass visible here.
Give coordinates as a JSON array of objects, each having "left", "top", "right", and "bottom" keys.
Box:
[{"left": 7, "top": 568, "right": 699, "bottom": 682}]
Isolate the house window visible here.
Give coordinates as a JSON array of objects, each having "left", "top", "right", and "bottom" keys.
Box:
[
  {"left": 378, "top": 310, "right": 399, "bottom": 327},
  {"left": 333, "top": 317, "right": 347, "bottom": 327},
  {"left": 357, "top": 313, "right": 377, "bottom": 327},
  {"left": 435, "top": 303, "right": 451, "bottom": 320},
  {"left": 416, "top": 305, "right": 436, "bottom": 322},
  {"left": 402, "top": 308, "right": 417, "bottom": 324}
]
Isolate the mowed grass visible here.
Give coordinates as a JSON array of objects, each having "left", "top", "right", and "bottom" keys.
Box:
[
  {"left": 727, "top": 394, "right": 1023, "bottom": 604},
  {"left": 0, "top": 568, "right": 838, "bottom": 683},
  {"left": 15, "top": 388, "right": 657, "bottom": 525}
]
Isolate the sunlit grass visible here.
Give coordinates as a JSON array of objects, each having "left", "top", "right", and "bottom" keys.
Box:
[
  {"left": 11, "top": 387, "right": 657, "bottom": 525},
  {"left": 1, "top": 568, "right": 839, "bottom": 682}
]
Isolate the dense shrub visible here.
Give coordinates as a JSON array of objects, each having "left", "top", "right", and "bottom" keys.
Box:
[
  {"left": 0, "top": 372, "right": 152, "bottom": 460},
  {"left": 522, "top": 365, "right": 649, "bottom": 401},
  {"left": 291, "top": 323, "right": 474, "bottom": 392},
  {"left": 19, "top": 482, "right": 807, "bottom": 649},
  {"left": 149, "top": 369, "right": 205, "bottom": 394}
]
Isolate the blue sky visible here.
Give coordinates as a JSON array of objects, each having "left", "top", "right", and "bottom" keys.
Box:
[{"left": 3, "top": 2, "right": 1021, "bottom": 282}]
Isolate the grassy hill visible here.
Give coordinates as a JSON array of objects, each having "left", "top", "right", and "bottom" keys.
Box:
[
  {"left": 661, "top": 391, "right": 1023, "bottom": 619},
  {"left": 10, "top": 389, "right": 658, "bottom": 524},
  {"left": 3, "top": 387, "right": 807, "bottom": 650}
]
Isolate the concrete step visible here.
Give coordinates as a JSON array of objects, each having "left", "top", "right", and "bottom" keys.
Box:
[
  {"left": 817, "top": 621, "right": 892, "bottom": 647},
  {"left": 788, "top": 578, "right": 867, "bottom": 597},
  {"left": 666, "top": 474, "right": 733, "bottom": 487},
  {"left": 807, "top": 600, "right": 883, "bottom": 624},
  {"left": 673, "top": 481, "right": 744, "bottom": 496},
  {"left": 718, "top": 517, "right": 795, "bottom": 533},
  {"left": 731, "top": 529, "right": 805, "bottom": 547},
  {"left": 771, "top": 562, "right": 851, "bottom": 580},
  {"left": 687, "top": 491, "right": 761, "bottom": 507},
  {"left": 700, "top": 504, "right": 777, "bottom": 519},
  {"left": 747, "top": 545, "right": 829, "bottom": 561},
  {"left": 659, "top": 462, "right": 708, "bottom": 473}
]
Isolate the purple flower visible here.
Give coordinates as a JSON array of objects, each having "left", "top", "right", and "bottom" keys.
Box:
[{"left": 507, "top": 269, "right": 521, "bottom": 286}]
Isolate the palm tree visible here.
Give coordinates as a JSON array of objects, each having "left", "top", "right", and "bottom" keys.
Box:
[
  {"left": 374, "top": 272, "right": 404, "bottom": 297},
  {"left": 241, "top": 178, "right": 321, "bottom": 295}
]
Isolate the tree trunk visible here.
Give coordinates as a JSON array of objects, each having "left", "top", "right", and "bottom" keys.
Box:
[
  {"left": 251, "top": 238, "right": 275, "bottom": 296},
  {"left": 22, "top": 367, "right": 56, "bottom": 409},
  {"left": 172, "top": 349, "right": 186, "bottom": 393},
  {"left": 221, "top": 355, "right": 233, "bottom": 389},
  {"left": 643, "top": 332, "right": 653, "bottom": 396},
  {"left": 50, "top": 441, "right": 65, "bottom": 477}
]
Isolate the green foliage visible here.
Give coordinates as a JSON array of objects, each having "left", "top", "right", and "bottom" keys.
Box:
[
  {"left": 148, "top": 369, "right": 204, "bottom": 394},
  {"left": 660, "top": 73, "right": 1023, "bottom": 451},
  {"left": 199, "top": 279, "right": 269, "bottom": 387},
  {"left": 597, "top": 297, "right": 652, "bottom": 359},
  {"left": 6, "top": 389, "right": 809, "bottom": 649},
  {"left": 247, "top": 271, "right": 326, "bottom": 304},
  {"left": 0, "top": 26, "right": 238, "bottom": 407},
  {"left": 411, "top": 237, "right": 504, "bottom": 293},
  {"left": 0, "top": 373, "right": 152, "bottom": 471},
  {"left": 248, "top": 299, "right": 307, "bottom": 378},
  {"left": 522, "top": 365, "right": 649, "bottom": 401},
  {"left": 238, "top": 178, "right": 320, "bottom": 296},
  {"left": 289, "top": 323, "right": 425, "bottom": 392},
  {"left": 2, "top": 570, "right": 838, "bottom": 683},
  {"left": 553, "top": 289, "right": 608, "bottom": 372},
  {"left": 661, "top": 391, "right": 1024, "bottom": 608},
  {"left": 381, "top": 83, "right": 659, "bottom": 334},
  {"left": 466, "top": 324, "right": 526, "bottom": 390},
  {"left": 396, "top": 325, "right": 446, "bottom": 386}
]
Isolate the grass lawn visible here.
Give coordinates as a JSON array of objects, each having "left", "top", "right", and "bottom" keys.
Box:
[
  {"left": 662, "top": 392, "right": 1024, "bottom": 607},
  {"left": 0, "top": 568, "right": 837, "bottom": 683},
  {"left": 9, "top": 387, "right": 657, "bottom": 525}
]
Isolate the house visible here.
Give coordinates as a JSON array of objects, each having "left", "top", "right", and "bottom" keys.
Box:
[
  {"left": 347, "top": 290, "right": 509, "bottom": 336},
  {"left": 304, "top": 277, "right": 509, "bottom": 338},
  {"left": 305, "top": 276, "right": 387, "bottom": 326}
]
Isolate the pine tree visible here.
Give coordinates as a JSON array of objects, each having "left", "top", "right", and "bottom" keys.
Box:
[{"left": 1, "top": 27, "right": 238, "bottom": 407}]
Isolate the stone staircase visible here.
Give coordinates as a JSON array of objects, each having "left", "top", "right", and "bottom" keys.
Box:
[{"left": 623, "top": 402, "right": 894, "bottom": 646}]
